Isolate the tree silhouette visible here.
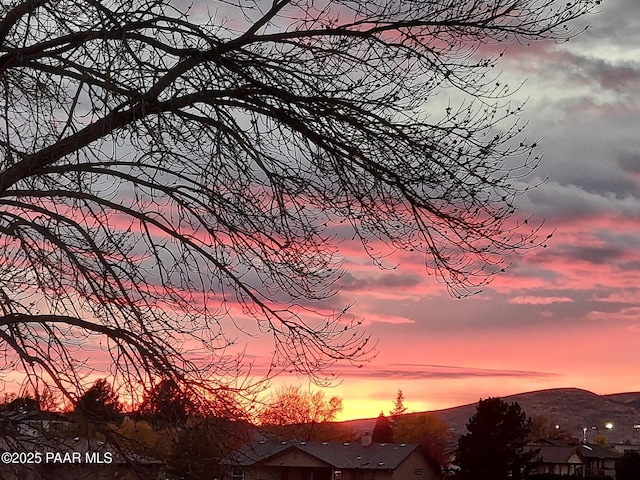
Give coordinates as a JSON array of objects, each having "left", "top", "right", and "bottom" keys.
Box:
[
  {"left": 616, "top": 451, "right": 640, "bottom": 480},
  {"left": 167, "top": 417, "right": 251, "bottom": 480},
  {"left": 2, "top": 394, "right": 39, "bottom": 412},
  {"left": 394, "top": 413, "right": 451, "bottom": 468},
  {"left": 0, "top": 0, "right": 599, "bottom": 400},
  {"left": 529, "top": 415, "right": 571, "bottom": 441},
  {"left": 390, "top": 389, "right": 407, "bottom": 425},
  {"left": 257, "top": 385, "right": 343, "bottom": 440},
  {"left": 372, "top": 412, "right": 393, "bottom": 443},
  {"left": 74, "top": 378, "right": 122, "bottom": 423},
  {"left": 138, "top": 378, "right": 196, "bottom": 427},
  {"left": 455, "top": 397, "right": 537, "bottom": 480}
]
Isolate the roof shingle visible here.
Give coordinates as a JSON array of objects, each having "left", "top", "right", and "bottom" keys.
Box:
[{"left": 226, "top": 440, "right": 421, "bottom": 470}]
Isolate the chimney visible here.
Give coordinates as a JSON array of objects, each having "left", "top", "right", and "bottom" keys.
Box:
[{"left": 361, "top": 432, "right": 372, "bottom": 447}]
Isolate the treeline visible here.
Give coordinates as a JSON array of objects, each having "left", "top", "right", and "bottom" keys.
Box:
[{"left": 1, "top": 380, "right": 354, "bottom": 479}]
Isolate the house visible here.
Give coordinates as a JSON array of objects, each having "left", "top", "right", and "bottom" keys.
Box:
[
  {"left": 0, "top": 436, "right": 166, "bottom": 480},
  {"left": 528, "top": 439, "right": 621, "bottom": 479},
  {"left": 530, "top": 444, "right": 586, "bottom": 477},
  {"left": 578, "top": 443, "right": 620, "bottom": 479},
  {"left": 610, "top": 442, "right": 640, "bottom": 455},
  {"left": 224, "top": 436, "right": 442, "bottom": 480},
  {"left": 0, "top": 409, "right": 70, "bottom": 437}
]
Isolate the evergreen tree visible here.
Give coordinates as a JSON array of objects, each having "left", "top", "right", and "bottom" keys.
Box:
[
  {"left": 390, "top": 389, "right": 407, "bottom": 425},
  {"left": 5, "top": 395, "right": 40, "bottom": 412},
  {"left": 138, "top": 379, "right": 195, "bottom": 427},
  {"left": 616, "top": 451, "right": 640, "bottom": 480},
  {"left": 455, "top": 397, "right": 537, "bottom": 480},
  {"left": 372, "top": 412, "right": 394, "bottom": 443},
  {"left": 75, "top": 378, "right": 122, "bottom": 423}
]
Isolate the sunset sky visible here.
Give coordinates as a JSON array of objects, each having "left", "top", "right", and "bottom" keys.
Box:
[
  {"left": 256, "top": 0, "right": 640, "bottom": 422},
  {"left": 4, "top": 1, "right": 639, "bottom": 430}
]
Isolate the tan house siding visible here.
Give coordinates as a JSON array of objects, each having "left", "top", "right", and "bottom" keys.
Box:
[
  {"left": 392, "top": 449, "right": 440, "bottom": 480},
  {"left": 244, "top": 449, "right": 333, "bottom": 480},
  {"left": 243, "top": 467, "right": 280, "bottom": 480},
  {"left": 244, "top": 467, "right": 331, "bottom": 480},
  {"left": 341, "top": 471, "right": 393, "bottom": 480},
  {"left": 263, "top": 448, "right": 331, "bottom": 468}
]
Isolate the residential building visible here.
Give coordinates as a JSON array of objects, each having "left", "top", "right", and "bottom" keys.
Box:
[
  {"left": 528, "top": 439, "right": 621, "bottom": 479},
  {"left": 224, "top": 437, "right": 442, "bottom": 480}
]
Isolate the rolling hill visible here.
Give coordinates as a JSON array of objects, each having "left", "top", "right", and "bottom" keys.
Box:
[{"left": 341, "top": 388, "right": 640, "bottom": 445}]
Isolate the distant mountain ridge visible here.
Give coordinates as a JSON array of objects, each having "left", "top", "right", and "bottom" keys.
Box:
[{"left": 341, "top": 388, "right": 640, "bottom": 444}]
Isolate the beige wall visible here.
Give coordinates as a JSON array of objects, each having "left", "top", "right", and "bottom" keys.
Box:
[
  {"left": 263, "top": 449, "right": 330, "bottom": 468},
  {"left": 244, "top": 467, "right": 279, "bottom": 480},
  {"left": 342, "top": 471, "right": 393, "bottom": 480},
  {"left": 392, "top": 449, "right": 440, "bottom": 480}
]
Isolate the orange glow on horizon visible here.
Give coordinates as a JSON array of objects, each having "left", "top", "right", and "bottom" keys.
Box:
[{"left": 336, "top": 398, "right": 435, "bottom": 422}]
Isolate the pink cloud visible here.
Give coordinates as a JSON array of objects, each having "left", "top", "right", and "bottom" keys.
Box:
[
  {"left": 509, "top": 296, "right": 573, "bottom": 305},
  {"left": 360, "top": 313, "right": 415, "bottom": 326},
  {"left": 585, "top": 307, "right": 640, "bottom": 323}
]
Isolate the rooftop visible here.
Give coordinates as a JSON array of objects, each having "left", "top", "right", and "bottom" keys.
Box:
[{"left": 226, "top": 440, "right": 421, "bottom": 470}]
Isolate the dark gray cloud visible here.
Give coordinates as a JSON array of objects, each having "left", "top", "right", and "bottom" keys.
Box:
[
  {"left": 493, "top": 3, "right": 640, "bottom": 219},
  {"left": 243, "top": 361, "right": 559, "bottom": 389},
  {"left": 336, "top": 363, "right": 557, "bottom": 381},
  {"left": 551, "top": 245, "right": 625, "bottom": 265},
  {"left": 568, "top": 54, "right": 640, "bottom": 93},
  {"left": 617, "top": 150, "right": 640, "bottom": 174},
  {"left": 523, "top": 183, "right": 609, "bottom": 219},
  {"left": 511, "top": 103, "right": 640, "bottom": 220},
  {"left": 580, "top": 0, "right": 640, "bottom": 49},
  {"left": 559, "top": 171, "right": 637, "bottom": 201},
  {"left": 618, "top": 260, "right": 640, "bottom": 272},
  {"left": 352, "top": 281, "right": 640, "bottom": 338},
  {"left": 337, "top": 272, "right": 423, "bottom": 291}
]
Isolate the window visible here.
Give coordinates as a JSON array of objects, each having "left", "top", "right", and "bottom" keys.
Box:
[
  {"left": 231, "top": 468, "right": 244, "bottom": 480},
  {"left": 415, "top": 468, "right": 423, "bottom": 476},
  {"left": 334, "top": 471, "right": 343, "bottom": 480}
]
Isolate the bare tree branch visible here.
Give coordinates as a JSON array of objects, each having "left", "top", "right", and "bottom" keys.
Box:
[{"left": 0, "top": 0, "right": 598, "bottom": 403}]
